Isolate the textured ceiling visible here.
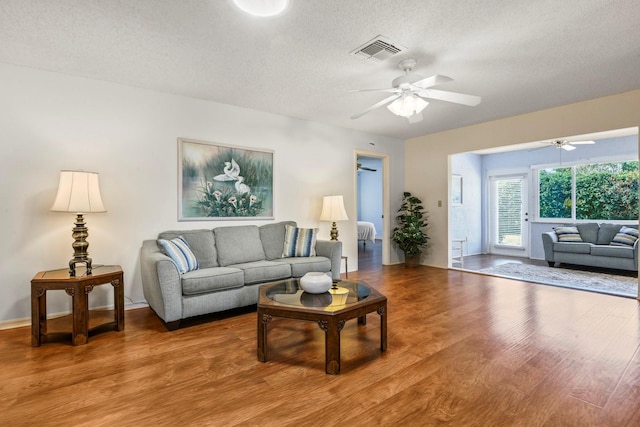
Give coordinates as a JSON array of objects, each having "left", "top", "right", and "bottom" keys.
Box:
[{"left": 1, "top": 0, "right": 639, "bottom": 139}]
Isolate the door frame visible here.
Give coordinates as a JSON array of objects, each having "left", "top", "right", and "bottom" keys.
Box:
[
  {"left": 354, "top": 150, "right": 390, "bottom": 265},
  {"left": 486, "top": 168, "right": 530, "bottom": 257}
]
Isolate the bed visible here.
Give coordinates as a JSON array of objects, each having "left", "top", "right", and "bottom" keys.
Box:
[{"left": 357, "top": 221, "right": 377, "bottom": 246}]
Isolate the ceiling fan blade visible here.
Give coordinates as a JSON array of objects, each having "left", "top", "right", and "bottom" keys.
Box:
[
  {"left": 528, "top": 145, "right": 549, "bottom": 152},
  {"left": 417, "top": 89, "right": 481, "bottom": 106},
  {"left": 407, "top": 112, "right": 424, "bottom": 124},
  {"left": 570, "top": 140, "right": 595, "bottom": 145},
  {"left": 412, "top": 74, "right": 454, "bottom": 89},
  {"left": 351, "top": 94, "right": 400, "bottom": 119},
  {"left": 348, "top": 88, "right": 400, "bottom": 93},
  {"left": 562, "top": 144, "right": 577, "bottom": 151}
]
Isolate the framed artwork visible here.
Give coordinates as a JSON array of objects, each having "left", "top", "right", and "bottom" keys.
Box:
[
  {"left": 451, "top": 174, "right": 463, "bottom": 205},
  {"left": 178, "top": 138, "right": 274, "bottom": 220}
]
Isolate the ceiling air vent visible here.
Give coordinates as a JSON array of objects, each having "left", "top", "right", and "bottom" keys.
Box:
[{"left": 350, "top": 35, "right": 406, "bottom": 63}]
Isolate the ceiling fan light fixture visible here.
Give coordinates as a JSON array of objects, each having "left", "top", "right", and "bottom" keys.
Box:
[
  {"left": 387, "top": 94, "right": 428, "bottom": 118},
  {"left": 232, "top": 0, "right": 290, "bottom": 17}
]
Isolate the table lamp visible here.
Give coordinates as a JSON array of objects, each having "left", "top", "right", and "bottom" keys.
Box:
[
  {"left": 50, "top": 170, "right": 106, "bottom": 276},
  {"left": 319, "top": 195, "right": 349, "bottom": 241}
]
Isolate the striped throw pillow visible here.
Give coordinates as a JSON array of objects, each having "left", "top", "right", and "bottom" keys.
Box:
[
  {"left": 158, "top": 236, "right": 199, "bottom": 273},
  {"left": 282, "top": 225, "right": 318, "bottom": 257},
  {"left": 554, "top": 226, "right": 583, "bottom": 242},
  {"left": 610, "top": 226, "right": 639, "bottom": 247}
]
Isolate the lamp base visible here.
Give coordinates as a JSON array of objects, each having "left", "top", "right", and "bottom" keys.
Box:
[
  {"left": 69, "top": 258, "right": 93, "bottom": 277},
  {"left": 329, "top": 221, "right": 339, "bottom": 241},
  {"left": 69, "top": 213, "right": 93, "bottom": 277}
]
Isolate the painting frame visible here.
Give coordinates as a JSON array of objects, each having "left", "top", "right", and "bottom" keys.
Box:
[
  {"left": 451, "top": 174, "right": 463, "bottom": 206},
  {"left": 178, "top": 138, "right": 274, "bottom": 221}
]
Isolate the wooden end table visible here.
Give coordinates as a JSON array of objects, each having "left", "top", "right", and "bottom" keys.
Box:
[
  {"left": 257, "top": 279, "right": 387, "bottom": 375},
  {"left": 31, "top": 265, "right": 124, "bottom": 346}
]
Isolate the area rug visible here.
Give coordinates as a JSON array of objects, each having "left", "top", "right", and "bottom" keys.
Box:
[{"left": 478, "top": 263, "right": 638, "bottom": 298}]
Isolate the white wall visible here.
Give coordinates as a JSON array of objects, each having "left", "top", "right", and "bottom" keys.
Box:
[
  {"left": 406, "top": 90, "right": 640, "bottom": 268},
  {"left": 0, "top": 63, "right": 405, "bottom": 324},
  {"left": 450, "top": 153, "right": 482, "bottom": 256}
]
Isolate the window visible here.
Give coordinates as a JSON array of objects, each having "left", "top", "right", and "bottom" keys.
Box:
[{"left": 536, "top": 160, "right": 638, "bottom": 221}]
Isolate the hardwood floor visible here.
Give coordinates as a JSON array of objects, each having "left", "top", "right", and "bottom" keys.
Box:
[{"left": 2, "top": 255, "right": 640, "bottom": 425}]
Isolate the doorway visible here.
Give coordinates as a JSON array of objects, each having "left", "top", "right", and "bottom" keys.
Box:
[
  {"left": 488, "top": 173, "right": 529, "bottom": 257},
  {"left": 355, "top": 152, "right": 389, "bottom": 268}
]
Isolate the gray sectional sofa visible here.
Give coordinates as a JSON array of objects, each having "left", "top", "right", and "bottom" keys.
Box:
[
  {"left": 140, "top": 221, "right": 342, "bottom": 330},
  {"left": 542, "top": 223, "right": 638, "bottom": 272}
]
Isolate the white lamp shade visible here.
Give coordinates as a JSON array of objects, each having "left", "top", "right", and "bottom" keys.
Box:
[
  {"left": 387, "top": 94, "right": 428, "bottom": 118},
  {"left": 319, "top": 195, "right": 349, "bottom": 222},
  {"left": 50, "top": 170, "right": 106, "bottom": 213}
]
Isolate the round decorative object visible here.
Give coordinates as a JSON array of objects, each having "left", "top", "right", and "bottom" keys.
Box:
[{"left": 299, "top": 272, "right": 332, "bottom": 294}]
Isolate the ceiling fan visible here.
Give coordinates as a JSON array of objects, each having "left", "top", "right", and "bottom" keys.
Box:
[
  {"left": 350, "top": 58, "right": 481, "bottom": 123},
  {"left": 533, "top": 139, "right": 596, "bottom": 151},
  {"left": 357, "top": 162, "right": 377, "bottom": 172}
]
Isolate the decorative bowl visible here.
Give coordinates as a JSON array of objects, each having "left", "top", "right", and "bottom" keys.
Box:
[{"left": 299, "top": 272, "right": 332, "bottom": 294}]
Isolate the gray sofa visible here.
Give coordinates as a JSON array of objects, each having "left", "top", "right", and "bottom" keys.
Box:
[
  {"left": 140, "top": 221, "right": 342, "bottom": 330},
  {"left": 542, "top": 223, "right": 638, "bottom": 272}
]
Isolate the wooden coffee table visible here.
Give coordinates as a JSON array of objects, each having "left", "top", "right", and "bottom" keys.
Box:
[{"left": 257, "top": 279, "right": 387, "bottom": 375}]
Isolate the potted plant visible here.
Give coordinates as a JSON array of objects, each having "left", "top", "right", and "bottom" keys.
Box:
[{"left": 392, "top": 192, "right": 429, "bottom": 267}]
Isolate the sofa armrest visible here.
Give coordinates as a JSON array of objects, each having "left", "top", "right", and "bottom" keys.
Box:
[
  {"left": 315, "top": 240, "right": 342, "bottom": 280},
  {"left": 140, "top": 240, "right": 183, "bottom": 323},
  {"left": 541, "top": 231, "right": 558, "bottom": 262}
]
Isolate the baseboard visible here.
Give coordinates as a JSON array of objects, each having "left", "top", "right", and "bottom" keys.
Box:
[{"left": 0, "top": 301, "right": 149, "bottom": 331}]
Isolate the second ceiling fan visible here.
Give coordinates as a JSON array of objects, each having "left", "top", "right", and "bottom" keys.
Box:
[
  {"left": 350, "top": 58, "right": 481, "bottom": 123},
  {"left": 533, "top": 139, "right": 596, "bottom": 151}
]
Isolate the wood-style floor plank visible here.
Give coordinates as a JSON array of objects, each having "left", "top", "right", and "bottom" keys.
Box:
[{"left": 1, "top": 264, "right": 640, "bottom": 426}]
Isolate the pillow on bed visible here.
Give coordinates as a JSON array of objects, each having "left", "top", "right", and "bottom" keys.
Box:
[{"left": 282, "top": 225, "right": 318, "bottom": 257}]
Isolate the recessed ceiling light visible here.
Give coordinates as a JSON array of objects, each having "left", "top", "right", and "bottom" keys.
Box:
[{"left": 233, "top": 0, "right": 290, "bottom": 17}]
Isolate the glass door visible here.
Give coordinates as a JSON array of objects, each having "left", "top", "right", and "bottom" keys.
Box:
[{"left": 489, "top": 174, "right": 529, "bottom": 257}]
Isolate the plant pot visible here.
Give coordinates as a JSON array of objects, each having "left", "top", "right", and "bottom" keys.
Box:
[{"left": 404, "top": 253, "right": 421, "bottom": 268}]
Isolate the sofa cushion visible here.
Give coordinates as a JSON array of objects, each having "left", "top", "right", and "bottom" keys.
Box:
[
  {"left": 610, "top": 226, "right": 639, "bottom": 247},
  {"left": 157, "top": 236, "right": 199, "bottom": 274},
  {"left": 591, "top": 244, "right": 635, "bottom": 259},
  {"left": 283, "top": 256, "right": 332, "bottom": 278},
  {"left": 553, "top": 242, "right": 592, "bottom": 254},
  {"left": 597, "top": 223, "right": 623, "bottom": 245},
  {"left": 282, "top": 225, "right": 318, "bottom": 257},
  {"left": 554, "top": 226, "right": 583, "bottom": 242},
  {"left": 214, "top": 225, "right": 266, "bottom": 267},
  {"left": 228, "top": 260, "right": 291, "bottom": 285},
  {"left": 158, "top": 229, "right": 218, "bottom": 268},
  {"left": 181, "top": 267, "right": 244, "bottom": 295},
  {"left": 260, "top": 221, "right": 297, "bottom": 260},
  {"left": 576, "top": 223, "right": 599, "bottom": 244}
]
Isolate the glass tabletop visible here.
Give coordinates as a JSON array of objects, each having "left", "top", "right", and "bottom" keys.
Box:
[{"left": 265, "top": 279, "right": 371, "bottom": 308}]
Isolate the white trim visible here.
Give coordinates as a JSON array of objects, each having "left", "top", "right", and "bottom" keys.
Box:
[
  {"left": 0, "top": 302, "right": 148, "bottom": 331},
  {"left": 354, "top": 150, "right": 391, "bottom": 266}
]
